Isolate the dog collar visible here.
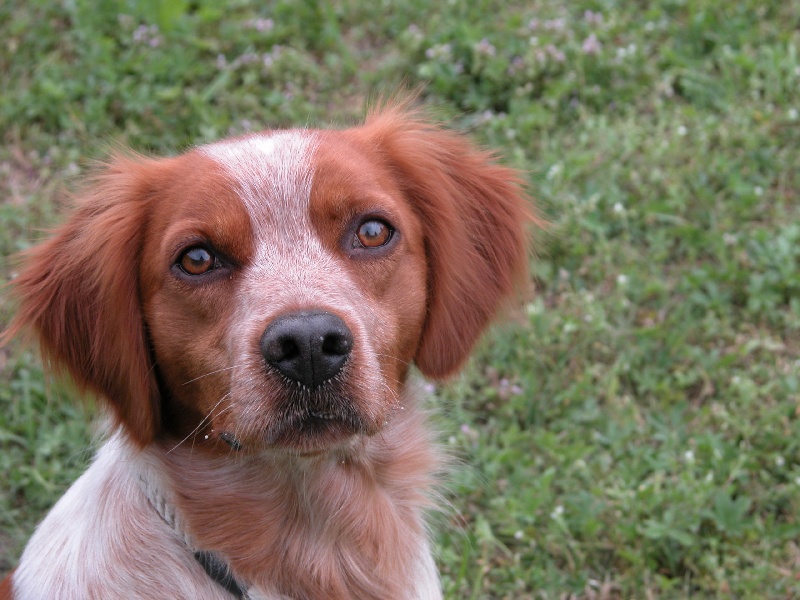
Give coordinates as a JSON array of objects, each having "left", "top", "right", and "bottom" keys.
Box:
[{"left": 138, "top": 470, "right": 248, "bottom": 599}]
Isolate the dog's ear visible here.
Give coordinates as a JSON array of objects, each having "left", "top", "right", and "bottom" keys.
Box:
[
  {"left": 362, "top": 101, "right": 537, "bottom": 379},
  {"left": 4, "top": 155, "right": 160, "bottom": 446}
]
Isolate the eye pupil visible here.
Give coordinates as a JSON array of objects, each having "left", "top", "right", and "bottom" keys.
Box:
[
  {"left": 180, "top": 247, "right": 215, "bottom": 275},
  {"left": 356, "top": 220, "right": 391, "bottom": 248}
]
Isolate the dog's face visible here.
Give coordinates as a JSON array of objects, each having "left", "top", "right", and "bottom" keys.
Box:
[
  {"left": 8, "top": 102, "right": 533, "bottom": 454},
  {"left": 140, "top": 132, "right": 429, "bottom": 453}
]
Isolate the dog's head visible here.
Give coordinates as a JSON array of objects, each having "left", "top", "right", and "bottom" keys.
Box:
[{"left": 6, "top": 101, "right": 533, "bottom": 454}]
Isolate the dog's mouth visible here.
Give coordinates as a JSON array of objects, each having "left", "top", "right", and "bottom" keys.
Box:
[
  {"left": 263, "top": 406, "right": 371, "bottom": 453},
  {"left": 214, "top": 386, "right": 377, "bottom": 455}
]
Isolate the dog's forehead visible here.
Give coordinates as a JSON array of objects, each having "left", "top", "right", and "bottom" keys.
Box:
[{"left": 198, "top": 131, "right": 318, "bottom": 233}]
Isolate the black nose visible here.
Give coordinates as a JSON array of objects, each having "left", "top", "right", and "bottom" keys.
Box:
[{"left": 260, "top": 311, "right": 353, "bottom": 388}]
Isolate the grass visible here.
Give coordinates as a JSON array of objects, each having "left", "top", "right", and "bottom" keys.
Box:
[{"left": 1, "top": 0, "right": 799, "bottom": 597}]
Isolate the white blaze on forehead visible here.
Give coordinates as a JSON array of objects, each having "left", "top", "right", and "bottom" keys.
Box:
[
  {"left": 196, "top": 131, "right": 388, "bottom": 434},
  {"left": 199, "top": 131, "right": 318, "bottom": 236},
  {"left": 199, "top": 130, "right": 347, "bottom": 310}
]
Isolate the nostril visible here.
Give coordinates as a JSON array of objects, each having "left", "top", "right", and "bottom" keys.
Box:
[
  {"left": 278, "top": 336, "right": 300, "bottom": 361},
  {"left": 263, "top": 335, "right": 301, "bottom": 363},
  {"left": 322, "top": 332, "right": 352, "bottom": 356}
]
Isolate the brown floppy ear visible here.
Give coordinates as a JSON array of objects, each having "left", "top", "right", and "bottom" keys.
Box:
[
  {"left": 3, "top": 154, "right": 160, "bottom": 446},
  {"left": 361, "top": 101, "right": 537, "bottom": 378}
]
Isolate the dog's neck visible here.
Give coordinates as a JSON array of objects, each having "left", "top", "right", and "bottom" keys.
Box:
[{"left": 135, "top": 392, "right": 442, "bottom": 600}]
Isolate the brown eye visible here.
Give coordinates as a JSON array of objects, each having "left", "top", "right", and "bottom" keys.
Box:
[
  {"left": 355, "top": 220, "right": 392, "bottom": 248},
  {"left": 179, "top": 247, "right": 216, "bottom": 275}
]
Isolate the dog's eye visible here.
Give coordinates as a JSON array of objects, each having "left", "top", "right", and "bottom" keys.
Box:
[
  {"left": 178, "top": 246, "right": 217, "bottom": 275},
  {"left": 355, "top": 219, "right": 393, "bottom": 248}
]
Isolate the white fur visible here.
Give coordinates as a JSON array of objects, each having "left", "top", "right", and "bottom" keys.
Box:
[
  {"left": 12, "top": 433, "right": 441, "bottom": 599},
  {"left": 12, "top": 436, "right": 231, "bottom": 599}
]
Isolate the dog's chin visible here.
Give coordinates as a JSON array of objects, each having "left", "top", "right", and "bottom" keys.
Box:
[{"left": 265, "top": 413, "right": 374, "bottom": 456}]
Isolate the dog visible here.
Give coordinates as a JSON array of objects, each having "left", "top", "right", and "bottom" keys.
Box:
[{"left": 1, "top": 99, "right": 532, "bottom": 599}]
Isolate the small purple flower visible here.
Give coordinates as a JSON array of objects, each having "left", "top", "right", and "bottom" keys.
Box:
[
  {"left": 132, "top": 24, "right": 162, "bottom": 47},
  {"left": 247, "top": 18, "right": 274, "bottom": 32},
  {"left": 508, "top": 55, "right": 525, "bottom": 75},
  {"left": 425, "top": 43, "right": 452, "bottom": 60},
  {"left": 546, "top": 44, "right": 565, "bottom": 62},
  {"left": 584, "top": 10, "right": 604, "bottom": 25},
  {"left": 582, "top": 34, "right": 602, "bottom": 55},
  {"left": 236, "top": 51, "right": 259, "bottom": 66},
  {"left": 544, "top": 18, "right": 566, "bottom": 32},
  {"left": 475, "top": 37, "right": 496, "bottom": 57}
]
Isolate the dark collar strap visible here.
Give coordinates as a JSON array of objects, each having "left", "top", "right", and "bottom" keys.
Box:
[{"left": 194, "top": 550, "right": 246, "bottom": 599}]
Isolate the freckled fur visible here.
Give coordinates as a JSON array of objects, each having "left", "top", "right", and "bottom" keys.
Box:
[{"left": 1, "top": 98, "right": 534, "bottom": 599}]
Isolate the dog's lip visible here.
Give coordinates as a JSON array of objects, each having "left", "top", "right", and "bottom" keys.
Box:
[
  {"left": 264, "top": 412, "right": 366, "bottom": 454},
  {"left": 309, "top": 411, "right": 340, "bottom": 420},
  {"left": 293, "top": 448, "right": 329, "bottom": 458}
]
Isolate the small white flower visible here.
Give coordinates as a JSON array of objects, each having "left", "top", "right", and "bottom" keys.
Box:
[
  {"left": 613, "top": 202, "right": 625, "bottom": 214},
  {"left": 514, "top": 530, "right": 524, "bottom": 540},
  {"left": 550, "top": 505, "right": 564, "bottom": 519},
  {"left": 547, "top": 162, "right": 563, "bottom": 180},
  {"left": 788, "top": 108, "right": 798, "bottom": 120},
  {"left": 526, "top": 302, "right": 543, "bottom": 316},
  {"left": 616, "top": 274, "right": 628, "bottom": 286},
  {"left": 684, "top": 450, "right": 695, "bottom": 463},
  {"left": 677, "top": 125, "right": 688, "bottom": 136},
  {"left": 754, "top": 186, "right": 764, "bottom": 197},
  {"left": 775, "top": 455, "right": 786, "bottom": 467}
]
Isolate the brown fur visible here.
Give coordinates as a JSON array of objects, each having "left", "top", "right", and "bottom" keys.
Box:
[{"left": 3, "top": 99, "right": 534, "bottom": 598}]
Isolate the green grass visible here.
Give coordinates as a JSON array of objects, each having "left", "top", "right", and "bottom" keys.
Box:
[{"left": 2, "top": 0, "right": 799, "bottom": 597}]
